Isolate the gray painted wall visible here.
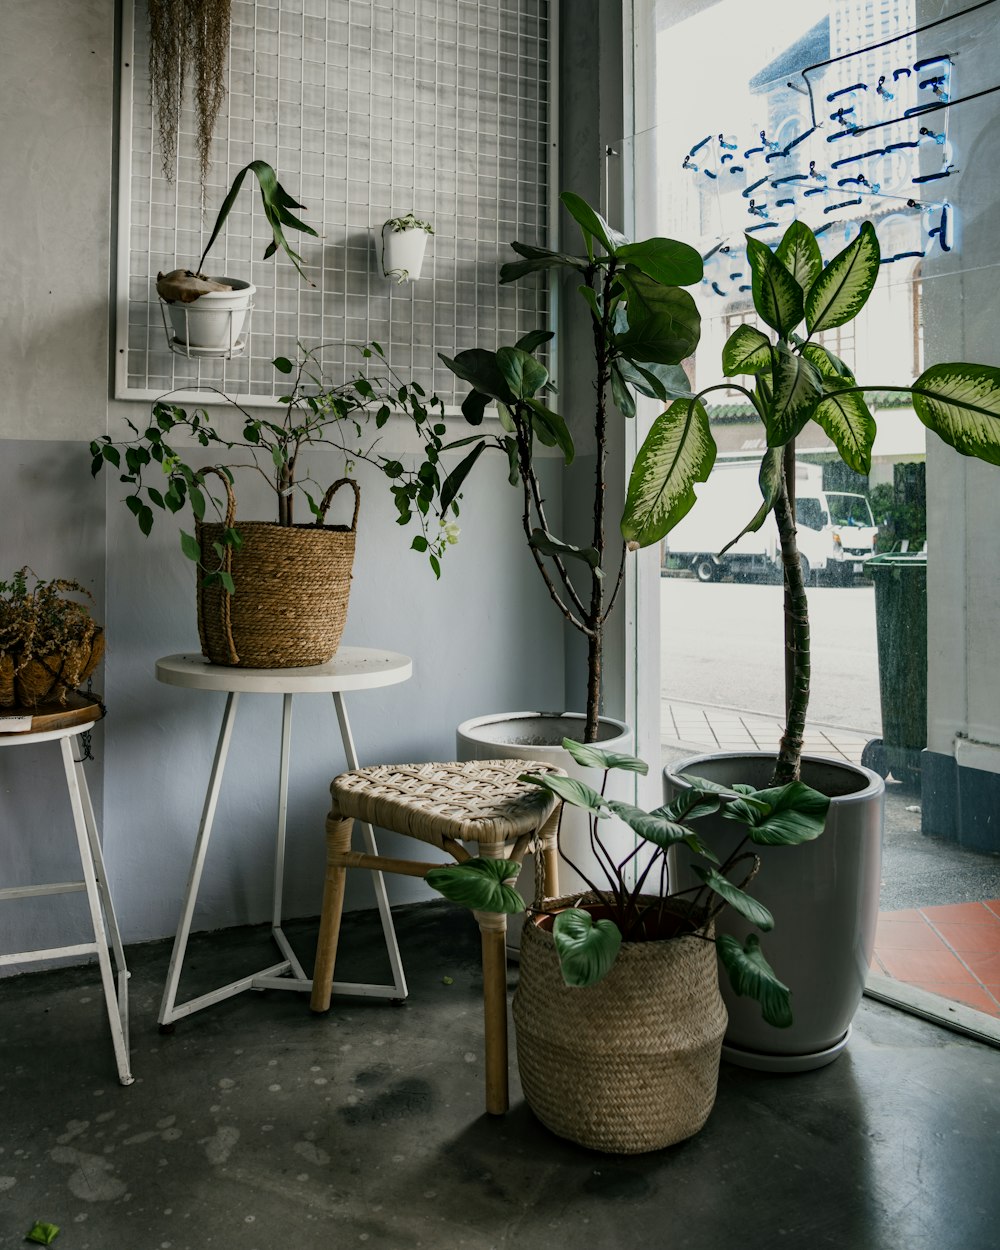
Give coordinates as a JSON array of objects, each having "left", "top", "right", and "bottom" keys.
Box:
[{"left": 0, "top": 0, "right": 566, "bottom": 963}]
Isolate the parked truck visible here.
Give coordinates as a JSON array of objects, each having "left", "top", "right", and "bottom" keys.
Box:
[{"left": 663, "top": 460, "right": 878, "bottom": 585}]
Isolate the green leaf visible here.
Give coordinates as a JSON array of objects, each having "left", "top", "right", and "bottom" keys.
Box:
[
  {"left": 805, "top": 221, "right": 880, "bottom": 334},
  {"left": 188, "top": 484, "right": 207, "bottom": 521},
  {"left": 723, "top": 781, "right": 829, "bottom": 845},
  {"left": 764, "top": 346, "right": 823, "bottom": 446},
  {"left": 610, "top": 363, "right": 636, "bottom": 417},
  {"left": 605, "top": 798, "right": 698, "bottom": 851},
  {"left": 717, "top": 933, "right": 792, "bottom": 1027},
  {"left": 440, "top": 443, "right": 486, "bottom": 513},
  {"left": 529, "top": 529, "right": 600, "bottom": 569},
  {"left": 180, "top": 530, "right": 202, "bottom": 563},
  {"left": 719, "top": 447, "right": 782, "bottom": 555},
  {"left": 560, "top": 191, "right": 628, "bottom": 255},
  {"left": 745, "top": 235, "right": 804, "bottom": 339},
  {"left": 722, "top": 324, "right": 772, "bottom": 377},
  {"left": 775, "top": 220, "right": 823, "bottom": 294},
  {"left": 614, "top": 237, "right": 703, "bottom": 286},
  {"left": 655, "top": 788, "right": 721, "bottom": 823},
  {"left": 496, "top": 346, "right": 549, "bottom": 399},
  {"left": 911, "top": 363, "right": 1000, "bottom": 465},
  {"left": 515, "top": 328, "right": 555, "bottom": 352},
  {"left": 101, "top": 444, "right": 121, "bottom": 468},
  {"left": 460, "top": 389, "right": 490, "bottom": 426},
  {"left": 525, "top": 399, "right": 574, "bottom": 465},
  {"left": 218, "top": 570, "right": 236, "bottom": 595},
  {"left": 811, "top": 385, "right": 875, "bottom": 475},
  {"left": 519, "top": 771, "right": 607, "bottom": 817},
  {"left": 800, "top": 341, "right": 855, "bottom": 383},
  {"left": 500, "top": 241, "right": 588, "bottom": 283},
  {"left": 438, "top": 350, "right": 515, "bottom": 405},
  {"left": 561, "top": 739, "right": 649, "bottom": 774},
  {"left": 272, "top": 356, "right": 294, "bottom": 374},
  {"left": 615, "top": 269, "right": 701, "bottom": 365},
  {"left": 615, "top": 360, "right": 693, "bottom": 403},
  {"left": 693, "top": 865, "right": 774, "bottom": 930},
  {"left": 621, "top": 398, "right": 717, "bottom": 547},
  {"left": 425, "top": 857, "right": 524, "bottom": 914},
  {"left": 552, "top": 909, "right": 623, "bottom": 987}
]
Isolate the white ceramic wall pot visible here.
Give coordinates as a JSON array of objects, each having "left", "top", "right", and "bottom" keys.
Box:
[
  {"left": 164, "top": 277, "right": 255, "bottom": 353},
  {"left": 665, "top": 753, "right": 884, "bottom": 1072},
  {"left": 380, "top": 226, "right": 429, "bottom": 282},
  {"left": 457, "top": 712, "right": 634, "bottom": 956}
]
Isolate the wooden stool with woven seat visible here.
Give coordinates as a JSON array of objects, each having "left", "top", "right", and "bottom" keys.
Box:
[{"left": 309, "top": 759, "right": 563, "bottom": 1114}]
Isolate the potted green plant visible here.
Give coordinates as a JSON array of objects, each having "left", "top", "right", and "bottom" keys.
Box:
[
  {"left": 621, "top": 218, "right": 1000, "bottom": 1067},
  {"left": 0, "top": 568, "right": 104, "bottom": 708},
  {"left": 426, "top": 739, "right": 828, "bottom": 1152},
  {"left": 156, "top": 160, "right": 318, "bottom": 355},
  {"left": 380, "top": 213, "right": 434, "bottom": 283},
  {"left": 433, "top": 190, "right": 702, "bottom": 909},
  {"left": 90, "top": 342, "right": 456, "bottom": 668}
]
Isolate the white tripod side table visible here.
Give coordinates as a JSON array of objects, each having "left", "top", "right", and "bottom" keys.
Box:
[
  {"left": 155, "top": 649, "right": 412, "bottom": 1028},
  {"left": 0, "top": 696, "right": 133, "bottom": 1085}
]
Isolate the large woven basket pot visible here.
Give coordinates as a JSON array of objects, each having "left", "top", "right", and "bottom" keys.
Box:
[
  {"left": 196, "top": 471, "right": 359, "bottom": 669},
  {"left": 513, "top": 896, "right": 727, "bottom": 1154},
  {"left": 0, "top": 631, "right": 105, "bottom": 708}
]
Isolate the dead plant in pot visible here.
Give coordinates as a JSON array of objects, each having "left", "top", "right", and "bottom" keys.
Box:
[
  {"left": 90, "top": 343, "right": 457, "bottom": 667},
  {"left": 0, "top": 568, "right": 104, "bottom": 708},
  {"left": 426, "top": 740, "right": 828, "bottom": 1152}
]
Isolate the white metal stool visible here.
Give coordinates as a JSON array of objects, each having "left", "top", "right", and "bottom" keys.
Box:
[{"left": 0, "top": 695, "right": 132, "bottom": 1086}]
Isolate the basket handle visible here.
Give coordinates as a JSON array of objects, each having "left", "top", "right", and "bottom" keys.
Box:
[
  {"left": 196, "top": 467, "right": 239, "bottom": 666},
  {"left": 316, "top": 477, "right": 361, "bottom": 530}
]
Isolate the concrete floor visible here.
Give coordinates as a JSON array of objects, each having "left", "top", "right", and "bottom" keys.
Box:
[{"left": 2, "top": 901, "right": 999, "bottom": 1250}]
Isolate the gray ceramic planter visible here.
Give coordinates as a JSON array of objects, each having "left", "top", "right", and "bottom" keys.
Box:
[{"left": 665, "top": 753, "right": 884, "bottom": 1072}]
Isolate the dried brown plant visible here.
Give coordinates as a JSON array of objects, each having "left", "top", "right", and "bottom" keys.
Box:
[{"left": 0, "top": 569, "right": 104, "bottom": 707}]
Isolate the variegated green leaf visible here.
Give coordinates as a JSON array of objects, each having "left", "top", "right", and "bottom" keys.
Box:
[
  {"left": 745, "top": 235, "right": 804, "bottom": 339},
  {"left": 552, "top": 909, "right": 623, "bottom": 987},
  {"left": 800, "top": 341, "right": 855, "bottom": 383},
  {"left": 811, "top": 385, "right": 875, "bottom": 474},
  {"left": 775, "top": 220, "right": 823, "bottom": 295},
  {"left": 716, "top": 934, "right": 792, "bottom": 1027},
  {"left": 719, "top": 447, "right": 782, "bottom": 554},
  {"left": 805, "top": 221, "right": 880, "bottom": 334},
  {"left": 764, "top": 348, "right": 823, "bottom": 446},
  {"left": 621, "top": 398, "right": 717, "bottom": 547},
  {"left": 722, "top": 324, "right": 772, "bottom": 376},
  {"left": 911, "top": 363, "right": 1000, "bottom": 466}
]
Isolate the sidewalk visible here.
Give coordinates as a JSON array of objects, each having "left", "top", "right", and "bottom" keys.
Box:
[{"left": 660, "top": 699, "right": 1000, "bottom": 1022}]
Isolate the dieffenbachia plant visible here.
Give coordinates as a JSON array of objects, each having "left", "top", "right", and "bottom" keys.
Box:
[
  {"left": 621, "top": 218, "right": 1000, "bottom": 784},
  {"left": 426, "top": 740, "right": 829, "bottom": 1025},
  {"left": 437, "top": 191, "right": 704, "bottom": 742}
]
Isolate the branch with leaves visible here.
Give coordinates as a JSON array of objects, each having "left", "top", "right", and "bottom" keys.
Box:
[
  {"left": 425, "top": 739, "right": 828, "bottom": 1026},
  {"left": 621, "top": 217, "right": 1000, "bottom": 784}
]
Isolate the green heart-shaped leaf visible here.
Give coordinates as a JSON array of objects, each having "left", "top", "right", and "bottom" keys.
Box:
[
  {"left": 561, "top": 740, "right": 649, "bottom": 774},
  {"left": 425, "top": 857, "right": 524, "bottom": 914},
  {"left": 552, "top": 908, "right": 623, "bottom": 987},
  {"left": 716, "top": 933, "right": 792, "bottom": 1027}
]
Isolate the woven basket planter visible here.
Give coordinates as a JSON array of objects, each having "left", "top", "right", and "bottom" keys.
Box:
[
  {"left": 512, "top": 896, "right": 727, "bottom": 1154},
  {"left": 0, "top": 631, "right": 105, "bottom": 708},
  {"left": 196, "top": 471, "right": 360, "bottom": 669}
]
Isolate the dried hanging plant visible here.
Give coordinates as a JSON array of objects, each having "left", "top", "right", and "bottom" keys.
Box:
[{"left": 148, "top": 0, "right": 232, "bottom": 192}]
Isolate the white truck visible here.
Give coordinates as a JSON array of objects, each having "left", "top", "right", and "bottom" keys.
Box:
[{"left": 663, "top": 460, "right": 878, "bottom": 585}]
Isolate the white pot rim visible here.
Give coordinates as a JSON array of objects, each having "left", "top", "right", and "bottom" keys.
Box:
[
  {"left": 665, "top": 750, "right": 884, "bottom": 803},
  {"left": 458, "top": 710, "right": 632, "bottom": 750},
  {"left": 186, "top": 277, "right": 255, "bottom": 301}
]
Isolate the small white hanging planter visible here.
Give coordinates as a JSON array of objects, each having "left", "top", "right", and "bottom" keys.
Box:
[{"left": 380, "top": 214, "right": 433, "bottom": 283}]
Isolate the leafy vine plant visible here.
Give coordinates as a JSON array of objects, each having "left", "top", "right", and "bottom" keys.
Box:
[
  {"left": 620, "top": 218, "right": 1000, "bottom": 785},
  {"left": 90, "top": 342, "right": 462, "bottom": 588}
]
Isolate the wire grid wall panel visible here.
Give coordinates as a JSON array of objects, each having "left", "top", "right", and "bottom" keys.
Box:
[{"left": 117, "top": 0, "right": 551, "bottom": 405}]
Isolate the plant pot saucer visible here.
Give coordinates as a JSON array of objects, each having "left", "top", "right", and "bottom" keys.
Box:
[
  {"left": 721, "top": 1025, "right": 851, "bottom": 1073},
  {"left": 166, "top": 333, "right": 249, "bottom": 358}
]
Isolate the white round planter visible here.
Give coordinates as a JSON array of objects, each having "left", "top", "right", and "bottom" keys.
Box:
[
  {"left": 457, "top": 712, "right": 633, "bottom": 955},
  {"left": 380, "top": 226, "right": 429, "bottom": 282},
  {"left": 163, "top": 277, "right": 255, "bottom": 353},
  {"left": 664, "top": 752, "right": 884, "bottom": 1072}
]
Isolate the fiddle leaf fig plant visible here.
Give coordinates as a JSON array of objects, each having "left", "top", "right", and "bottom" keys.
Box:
[
  {"left": 622, "top": 217, "right": 1000, "bottom": 784},
  {"left": 434, "top": 190, "right": 703, "bottom": 742},
  {"left": 426, "top": 740, "right": 829, "bottom": 1025}
]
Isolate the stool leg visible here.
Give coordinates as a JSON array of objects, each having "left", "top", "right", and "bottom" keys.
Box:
[
  {"left": 310, "top": 814, "right": 353, "bottom": 1013},
  {"left": 475, "top": 907, "right": 509, "bottom": 1115},
  {"left": 538, "top": 807, "right": 561, "bottom": 903}
]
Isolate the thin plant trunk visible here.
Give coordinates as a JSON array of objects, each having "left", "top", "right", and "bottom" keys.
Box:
[{"left": 772, "top": 453, "right": 810, "bottom": 785}]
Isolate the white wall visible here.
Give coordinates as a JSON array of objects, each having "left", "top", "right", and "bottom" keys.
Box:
[{"left": 0, "top": 0, "right": 565, "bottom": 961}]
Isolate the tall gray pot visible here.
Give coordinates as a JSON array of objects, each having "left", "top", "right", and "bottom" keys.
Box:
[{"left": 665, "top": 753, "right": 884, "bottom": 1072}]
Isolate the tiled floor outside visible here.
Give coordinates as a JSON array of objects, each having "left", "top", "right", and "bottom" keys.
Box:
[{"left": 662, "top": 699, "right": 1000, "bottom": 1020}]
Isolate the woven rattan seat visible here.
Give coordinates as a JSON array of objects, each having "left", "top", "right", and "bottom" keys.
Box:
[{"left": 310, "top": 758, "right": 563, "bottom": 1115}]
